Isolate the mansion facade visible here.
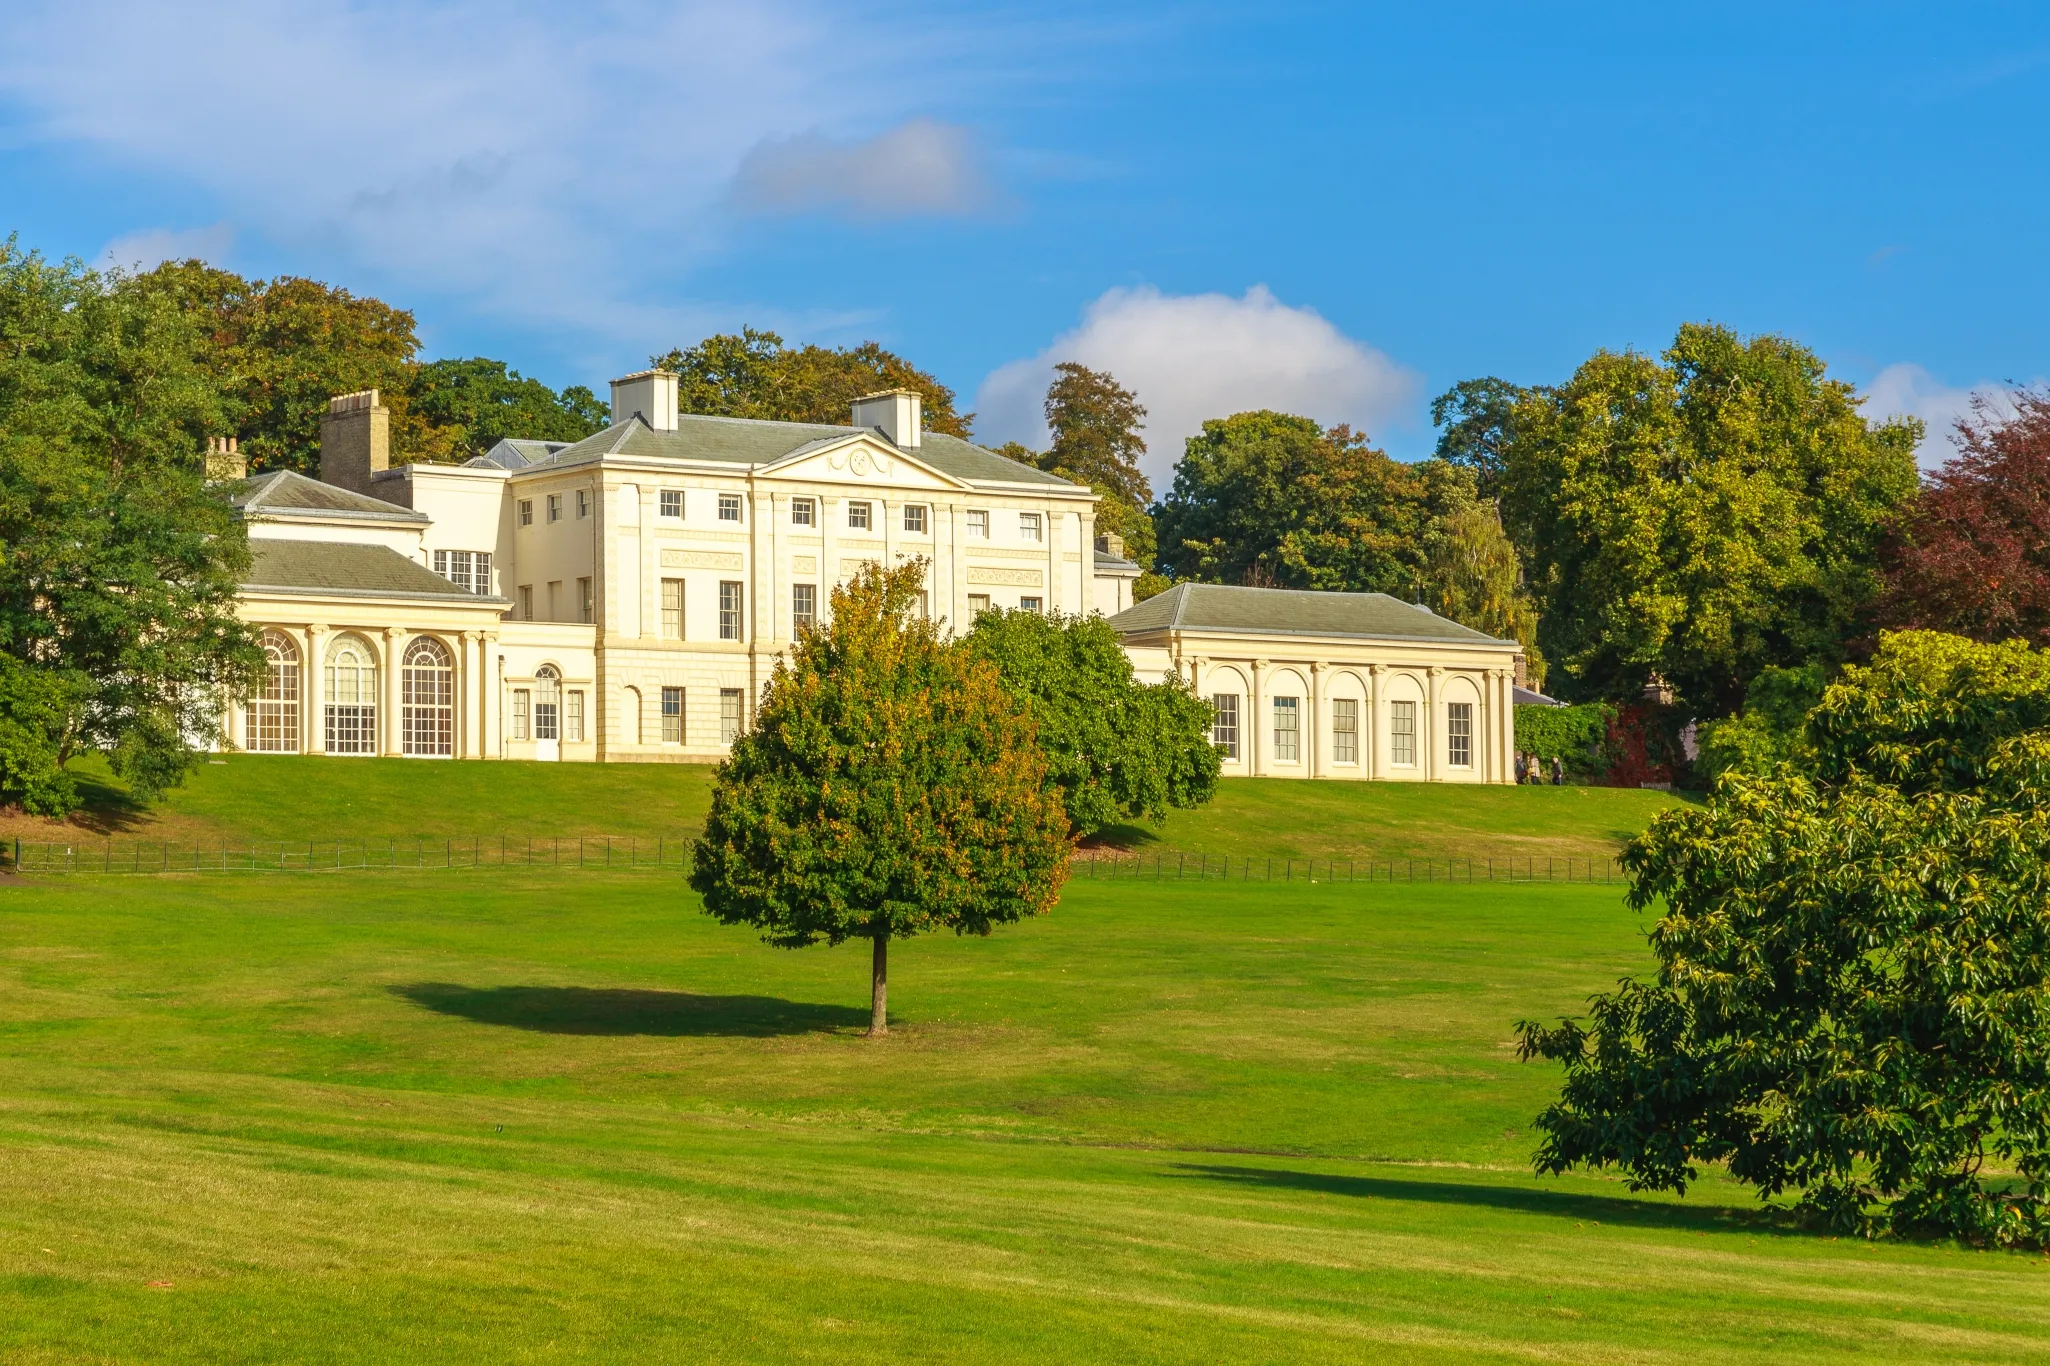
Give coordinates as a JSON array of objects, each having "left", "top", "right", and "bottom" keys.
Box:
[{"left": 222, "top": 372, "right": 1526, "bottom": 782}]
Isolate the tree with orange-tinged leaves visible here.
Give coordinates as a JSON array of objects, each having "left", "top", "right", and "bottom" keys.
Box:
[
  {"left": 688, "top": 560, "right": 1071, "bottom": 1036},
  {"left": 1879, "top": 390, "right": 2050, "bottom": 646}
]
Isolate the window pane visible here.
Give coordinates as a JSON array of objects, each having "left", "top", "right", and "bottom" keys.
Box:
[
  {"left": 718, "top": 582, "right": 742, "bottom": 640},
  {"left": 661, "top": 579, "right": 684, "bottom": 639},
  {"left": 1211, "top": 694, "right": 1239, "bottom": 760},
  {"left": 566, "top": 690, "right": 584, "bottom": 743},
  {"left": 1019, "top": 596, "right": 1043, "bottom": 613},
  {"left": 1273, "top": 696, "right": 1300, "bottom": 762},
  {"left": 847, "top": 501, "right": 871, "bottom": 530},
  {"left": 576, "top": 489, "right": 589, "bottom": 518},
  {"left": 400, "top": 637, "right": 453, "bottom": 757},
  {"left": 578, "top": 577, "right": 593, "bottom": 623},
  {"left": 518, "top": 499, "right": 533, "bottom": 526},
  {"left": 660, "top": 686, "right": 682, "bottom": 743},
  {"left": 1448, "top": 701, "right": 1473, "bottom": 767},
  {"left": 718, "top": 493, "right": 742, "bottom": 522},
  {"left": 968, "top": 593, "right": 991, "bottom": 612},
  {"left": 1333, "top": 697, "right": 1358, "bottom": 764},
  {"left": 1019, "top": 512, "right": 1042, "bottom": 541},
  {"left": 792, "top": 583, "right": 816, "bottom": 630},
  {"left": 719, "top": 688, "right": 744, "bottom": 744},
  {"left": 547, "top": 494, "right": 561, "bottom": 522},
  {"left": 512, "top": 689, "right": 529, "bottom": 741},
  {"left": 967, "top": 510, "right": 988, "bottom": 538},
  {"left": 904, "top": 504, "right": 927, "bottom": 533},
  {"left": 659, "top": 489, "right": 682, "bottom": 518},
  {"left": 792, "top": 498, "right": 814, "bottom": 526},
  {"left": 1391, "top": 700, "right": 1416, "bottom": 766}
]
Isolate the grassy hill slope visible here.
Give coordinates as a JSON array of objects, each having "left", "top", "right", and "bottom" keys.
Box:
[
  {"left": 0, "top": 871, "right": 2042, "bottom": 1361},
  {"left": 2, "top": 753, "right": 1687, "bottom": 861}
]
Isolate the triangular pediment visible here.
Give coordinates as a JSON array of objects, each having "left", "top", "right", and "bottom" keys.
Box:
[{"left": 759, "top": 434, "right": 970, "bottom": 491}]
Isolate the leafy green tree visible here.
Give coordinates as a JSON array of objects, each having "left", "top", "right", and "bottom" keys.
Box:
[
  {"left": 0, "top": 240, "right": 260, "bottom": 809},
  {"left": 1430, "top": 376, "right": 1531, "bottom": 498},
  {"left": 689, "top": 561, "right": 1070, "bottom": 1036},
  {"left": 1520, "top": 631, "right": 2050, "bottom": 1246},
  {"left": 406, "top": 357, "right": 607, "bottom": 457},
  {"left": 1423, "top": 501, "right": 1545, "bottom": 687},
  {"left": 962, "top": 608, "right": 1219, "bottom": 836},
  {"left": 1037, "top": 363, "right": 1157, "bottom": 568},
  {"left": 1494, "top": 323, "right": 1920, "bottom": 715},
  {"left": 1155, "top": 411, "right": 1474, "bottom": 594},
  {"left": 651, "top": 328, "right": 972, "bottom": 438},
  {"left": 1691, "top": 662, "right": 1828, "bottom": 783}
]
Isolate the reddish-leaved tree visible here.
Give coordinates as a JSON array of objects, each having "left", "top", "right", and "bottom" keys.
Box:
[{"left": 1880, "top": 390, "right": 2050, "bottom": 645}]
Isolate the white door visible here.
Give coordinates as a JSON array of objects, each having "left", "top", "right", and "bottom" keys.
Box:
[{"left": 535, "top": 737, "right": 559, "bottom": 762}]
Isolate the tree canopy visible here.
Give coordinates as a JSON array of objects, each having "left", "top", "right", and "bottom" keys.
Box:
[
  {"left": 688, "top": 561, "right": 1070, "bottom": 1035},
  {"left": 1879, "top": 389, "right": 2050, "bottom": 646},
  {"left": 1521, "top": 631, "right": 2050, "bottom": 1246},
  {"left": 1036, "top": 362, "right": 1157, "bottom": 572},
  {"left": 0, "top": 240, "right": 260, "bottom": 811},
  {"left": 1423, "top": 501, "right": 1545, "bottom": 687},
  {"left": 1154, "top": 411, "right": 1475, "bottom": 594},
  {"left": 651, "top": 328, "right": 972, "bottom": 438},
  {"left": 406, "top": 357, "right": 607, "bottom": 456},
  {"left": 1494, "top": 323, "right": 1921, "bottom": 715},
  {"left": 1430, "top": 376, "right": 1530, "bottom": 499},
  {"left": 962, "top": 608, "right": 1219, "bottom": 837}
]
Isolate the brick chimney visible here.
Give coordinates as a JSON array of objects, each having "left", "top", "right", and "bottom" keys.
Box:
[
  {"left": 852, "top": 388, "right": 921, "bottom": 449},
  {"left": 610, "top": 370, "right": 678, "bottom": 432},
  {"left": 320, "top": 390, "right": 389, "bottom": 494},
  {"left": 1094, "top": 531, "right": 1127, "bottom": 560},
  {"left": 204, "top": 435, "right": 246, "bottom": 481}
]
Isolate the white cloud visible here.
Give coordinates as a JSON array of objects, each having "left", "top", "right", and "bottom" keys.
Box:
[
  {"left": 1861, "top": 363, "right": 2015, "bottom": 470},
  {"left": 99, "top": 223, "right": 235, "bottom": 273},
  {"left": 0, "top": 1, "right": 983, "bottom": 355},
  {"left": 732, "top": 118, "right": 990, "bottom": 218},
  {"left": 976, "top": 285, "right": 1419, "bottom": 487}
]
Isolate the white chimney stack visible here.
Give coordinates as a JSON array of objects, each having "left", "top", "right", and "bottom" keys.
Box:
[
  {"left": 851, "top": 388, "right": 921, "bottom": 449},
  {"left": 611, "top": 370, "right": 679, "bottom": 432}
]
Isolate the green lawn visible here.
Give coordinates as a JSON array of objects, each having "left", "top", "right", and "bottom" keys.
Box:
[
  {"left": 1, "top": 868, "right": 2044, "bottom": 1361},
  {"left": 2, "top": 753, "right": 1686, "bottom": 863}
]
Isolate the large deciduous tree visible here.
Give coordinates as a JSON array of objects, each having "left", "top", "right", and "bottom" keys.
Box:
[
  {"left": 0, "top": 240, "right": 260, "bottom": 811},
  {"left": 1878, "top": 389, "right": 2050, "bottom": 645},
  {"left": 689, "top": 561, "right": 1070, "bottom": 1036},
  {"left": 962, "top": 608, "right": 1219, "bottom": 837},
  {"left": 1430, "top": 376, "right": 1532, "bottom": 500},
  {"left": 1495, "top": 323, "right": 1920, "bottom": 715},
  {"left": 1520, "top": 631, "right": 2050, "bottom": 1247},
  {"left": 651, "top": 328, "right": 973, "bottom": 438},
  {"left": 1037, "top": 362, "right": 1157, "bottom": 569},
  {"left": 1422, "top": 502, "right": 1545, "bottom": 687},
  {"left": 406, "top": 357, "right": 608, "bottom": 457},
  {"left": 1155, "top": 411, "right": 1475, "bottom": 594}
]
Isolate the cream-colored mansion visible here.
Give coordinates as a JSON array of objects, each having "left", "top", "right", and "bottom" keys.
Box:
[{"left": 223, "top": 372, "right": 1526, "bottom": 781}]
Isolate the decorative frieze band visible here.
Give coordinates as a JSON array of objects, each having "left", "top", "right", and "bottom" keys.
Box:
[
  {"left": 790, "top": 555, "right": 818, "bottom": 575},
  {"left": 659, "top": 549, "right": 746, "bottom": 570},
  {"left": 966, "top": 566, "right": 1045, "bottom": 587}
]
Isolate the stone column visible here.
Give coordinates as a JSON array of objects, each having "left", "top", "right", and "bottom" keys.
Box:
[
  {"left": 1367, "top": 663, "right": 1385, "bottom": 781},
  {"left": 305, "top": 625, "right": 328, "bottom": 754},
  {"left": 383, "top": 628, "right": 408, "bottom": 755},
  {"left": 1249, "top": 659, "right": 1267, "bottom": 777},
  {"left": 485, "top": 637, "right": 502, "bottom": 759},
  {"left": 1309, "top": 662, "right": 1325, "bottom": 780},
  {"left": 1047, "top": 511, "right": 1060, "bottom": 612},
  {"left": 1425, "top": 665, "right": 1443, "bottom": 781}
]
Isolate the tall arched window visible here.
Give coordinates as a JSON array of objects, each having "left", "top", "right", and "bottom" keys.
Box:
[
  {"left": 324, "top": 635, "right": 378, "bottom": 755},
  {"left": 401, "top": 636, "right": 455, "bottom": 757},
  {"left": 534, "top": 665, "right": 561, "bottom": 742},
  {"left": 248, "top": 630, "right": 300, "bottom": 753}
]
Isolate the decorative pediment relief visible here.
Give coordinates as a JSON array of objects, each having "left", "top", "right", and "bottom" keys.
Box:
[{"left": 764, "top": 436, "right": 965, "bottom": 491}]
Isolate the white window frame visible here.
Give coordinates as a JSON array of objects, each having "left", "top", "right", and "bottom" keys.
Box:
[
  {"left": 1448, "top": 701, "right": 1473, "bottom": 768},
  {"left": 719, "top": 688, "right": 744, "bottom": 744},
  {"left": 1332, "top": 697, "right": 1359, "bottom": 765},
  {"left": 792, "top": 583, "right": 816, "bottom": 631},
  {"left": 1211, "top": 694, "right": 1239, "bottom": 760},
  {"left": 659, "top": 489, "right": 683, "bottom": 518},
  {"left": 660, "top": 686, "right": 683, "bottom": 743},
  {"left": 792, "top": 498, "right": 815, "bottom": 527},
  {"left": 1019, "top": 512, "right": 1043, "bottom": 543},
  {"left": 518, "top": 499, "right": 534, "bottom": 527},
  {"left": 718, "top": 581, "right": 743, "bottom": 640},
  {"left": 661, "top": 578, "right": 684, "bottom": 639},
  {"left": 847, "top": 501, "right": 872, "bottom": 531},
  {"left": 966, "top": 510, "right": 989, "bottom": 539},
  {"left": 1391, "top": 700, "right": 1417, "bottom": 767},
  {"left": 1273, "top": 696, "right": 1300, "bottom": 763},
  {"left": 717, "top": 493, "right": 743, "bottom": 523},
  {"left": 903, "top": 504, "right": 928, "bottom": 534},
  {"left": 576, "top": 489, "right": 589, "bottom": 519}
]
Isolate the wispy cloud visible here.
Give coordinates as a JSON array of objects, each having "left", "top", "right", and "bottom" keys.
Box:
[
  {"left": 977, "top": 285, "right": 1420, "bottom": 486},
  {"left": 733, "top": 118, "right": 993, "bottom": 219},
  {"left": 99, "top": 223, "right": 235, "bottom": 272},
  {"left": 1861, "top": 362, "right": 2021, "bottom": 470},
  {"left": 0, "top": 0, "right": 990, "bottom": 354}
]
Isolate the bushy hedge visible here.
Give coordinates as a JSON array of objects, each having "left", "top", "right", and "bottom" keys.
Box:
[{"left": 1513, "top": 702, "right": 1614, "bottom": 779}]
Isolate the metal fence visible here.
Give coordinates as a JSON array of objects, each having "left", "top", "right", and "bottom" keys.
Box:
[
  {"left": 3, "top": 837, "right": 1624, "bottom": 883},
  {"left": 7, "top": 835, "right": 692, "bottom": 875},
  {"left": 1076, "top": 851, "right": 1623, "bottom": 884}
]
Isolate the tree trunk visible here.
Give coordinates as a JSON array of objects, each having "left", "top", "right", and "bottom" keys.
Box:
[{"left": 869, "top": 932, "right": 888, "bottom": 1037}]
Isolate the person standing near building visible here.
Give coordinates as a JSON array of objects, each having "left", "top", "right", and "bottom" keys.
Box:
[{"left": 1550, "top": 755, "right": 1563, "bottom": 786}]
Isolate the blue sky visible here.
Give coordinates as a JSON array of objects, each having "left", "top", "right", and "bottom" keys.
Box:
[{"left": 3, "top": 2, "right": 2043, "bottom": 478}]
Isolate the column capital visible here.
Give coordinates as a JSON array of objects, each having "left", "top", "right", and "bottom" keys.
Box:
[{"left": 1427, "top": 664, "right": 1444, "bottom": 677}]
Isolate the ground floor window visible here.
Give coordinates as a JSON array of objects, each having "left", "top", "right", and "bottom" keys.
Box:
[
  {"left": 719, "top": 688, "right": 744, "bottom": 744},
  {"left": 1390, "top": 700, "right": 1417, "bottom": 766},
  {"left": 661, "top": 686, "right": 683, "bottom": 743},
  {"left": 1332, "top": 697, "right": 1358, "bottom": 764},
  {"left": 968, "top": 593, "right": 991, "bottom": 613},
  {"left": 401, "top": 637, "right": 454, "bottom": 756},
  {"left": 534, "top": 666, "right": 561, "bottom": 741},
  {"left": 512, "top": 689, "right": 530, "bottom": 740},
  {"left": 565, "top": 690, "right": 585, "bottom": 743},
  {"left": 324, "top": 635, "right": 377, "bottom": 754},
  {"left": 1273, "top": 696, "right": 1300, "bottom": 762},
  {"left": 1019, "top": 596, "right": 1043, "bottom": 613},
  {"left": 661, "top": 578, "right": 684, "bottom": 639},
  {"left": 1447, "top": 701, "right": 1473, "bottom": 768},
  {"left": 249, "top": 629, "right": 300, "bottom": 753},
  {"left": 1210, "top": 693, "right": 1239, "bottom": 759}
]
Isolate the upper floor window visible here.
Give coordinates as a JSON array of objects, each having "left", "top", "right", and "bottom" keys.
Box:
[
  {"left": 1019, "top": 512, "right": 1043, "bottom": 543},
  {"left": 546, "top": 494, "right": 562, "bottom": 523},
  {"left": 792, "top": 582, "right": 817, "bottom": 631},
  {"left": 718, "top": 581, "right": 743, "bottom": 640},
  {"left": 966, "top": 510, "right": 988, "bottom": 539},
  {"left": 431, "top": 549, "right": 492, "bottom": 595},
  {"left": 847, "top": 501, "right": 872, "bottom": 531},
  {"left": 718, "top": 493, "right": 742, "bottom": 522},
  {"left": 578, "top": 577, "right": 594, "bottom": 624},
  {"left": 903, "top": 504, "right": 928, "bottom": 534},
  {"left": 791, "top": 498, "right": 816, "bottom": 527},
  {"left": 518, "top": 499, "right": 534, "bottom": 527},
  {"left": 659, "top": 489, "right": 682, "bottom": 518},
  {"left": 576, "top": 489, "right": 590, "bottom": 519},
  {"left": 1019, "top": 595, "right": 1043, "bottom": 613}
]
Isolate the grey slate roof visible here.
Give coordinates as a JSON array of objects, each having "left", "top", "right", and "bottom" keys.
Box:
[
  {"left": 243, "top": 539, "right": 506, "bottom": 603},
  {"left": 490, "top": 414, "right": 1075, "bottom": 489},
  {"left": 1107, "top": 582, "right": 1513, "bottom": 646},
  {"left": 1094, "top": 548, "right": 1142, "bottom": 573},
  {"left": 470, "top": 438, "right": 572, "bottom": 470},
  {"left": 1513, "top": 685, "right": 1563, "bottom": 707},
  {"left": 230, "top": 470, "right": 428, "bottom": 523}
]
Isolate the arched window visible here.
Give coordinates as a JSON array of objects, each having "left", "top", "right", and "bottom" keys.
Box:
[
  {"left": 534, "top": 665, "right": 561, "bottom": 742},
  {"left": 324, "top": 635, "right": 378, "bottom": 755},
  {"left": 624, "top": 686, "right": 643, "bottom": 744},
  {"left": 248, "top": 630, "right": 300, "bottom": 753},
  {"left": 401, "top": 637, "right": 454, "bottom": 757}
]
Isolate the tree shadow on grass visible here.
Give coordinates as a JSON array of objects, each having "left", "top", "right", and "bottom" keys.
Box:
[
  {"left": 1171, "top": 1164, "right": 1802, "bottom": 1237},
  {"left": 391, "top": 983, "right": 869, "bottom": 1037}
]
